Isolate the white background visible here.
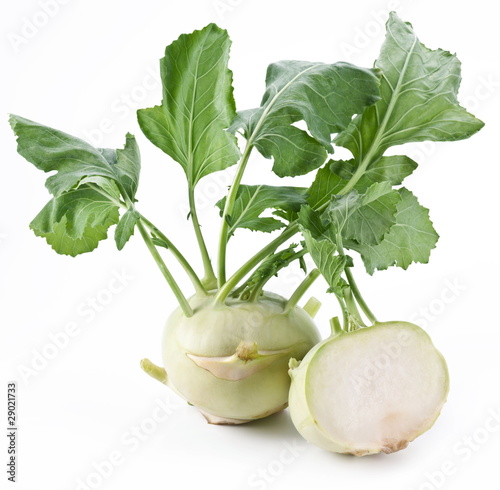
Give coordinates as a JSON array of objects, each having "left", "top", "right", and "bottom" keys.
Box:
[{"left": 1, "top": 1, "right": 499, "bottom": 489}]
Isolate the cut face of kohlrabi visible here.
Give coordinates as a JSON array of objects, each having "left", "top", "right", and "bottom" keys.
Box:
[
  {"left": 143, "top": 291, "right": 321, "bottom": 424},
  {"left": 288, "top": 321, "right": 449, "bottom": 455}
]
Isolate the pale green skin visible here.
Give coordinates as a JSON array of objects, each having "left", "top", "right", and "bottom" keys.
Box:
[
  {"left": 288, "top": 321, "right": 450, "bottom": 455},
  {"left": 162, "top": 291, "right": 321, "bottom": 423}
]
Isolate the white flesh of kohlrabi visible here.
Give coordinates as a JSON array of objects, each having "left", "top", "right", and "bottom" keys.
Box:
[
  {"left": 143, "top": 291, "right": 321, "bottom": 424},
  {"left": 288, "top": 321, "right": 449, "bottom": 455}
]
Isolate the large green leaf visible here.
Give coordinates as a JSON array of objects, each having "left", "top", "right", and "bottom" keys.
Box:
[
  {"left": 10, "top": 116, "right": 141, "bottom": 202},
  {"left": 10, "top": 115, "right": 119, "bottom": 197},
  {"left": 230, "top": 61, "right": 380, "bottom": 177},
  {"left": 10, "top": 116, "right": 144, "bottom": 255},
  {"left": 336, "top": 12, "right": 484, "bottom": 161},
  {"left": 216, "top": 184, "right": 307, "bottom": 235},
  {"left": 137, "top": 24, "right": 240, "bottom": 187},
  {"left": 348, "top": 188, "right": 439, "bottom": 273},
  {"left": 30, "top": 185, "right": 120, "bottom": 256}
]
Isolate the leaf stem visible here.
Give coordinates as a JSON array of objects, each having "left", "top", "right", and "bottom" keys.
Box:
[
  {"left": 188, "top": 187, "right": 217, "bottom": 290},
  {"left": 89, "top": 183, "right": 206, "bottom": 296},
  {"left": 285, "top": 269, "right": 320, "bottom": 312},
  {"left": 344, "top": 267, "right": 377, "bottom": 324},
  {"left": 217, "top": 144, "right": 254, "bottom": 286},
  {"left": 247, "top": 276, "right": 269, "bottom": 302},
  {"left": 139, "top": 215, "right": 207, "bottom": 296},
  {"left": 214, "top": 223, "right": 299, "bottom": 304},
  {"left": 335, "top": 229, "right": 377, "bottom": 325},
  {"left": 335, "top": 294, "right": 349, "bottom": 331},
  {"left": 329, "top": 316, "right": 343, "bottom": 336},
  {"left": 136, "top": 220, "right": 193, "bottom": 317},
  {"left": 344, "top": 287, "right": 366, "bottom": 329},
  {"left": 247, "top": 248, "right": 307, "bottom": 302}
]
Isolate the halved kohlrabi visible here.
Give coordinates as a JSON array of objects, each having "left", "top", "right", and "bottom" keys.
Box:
[{"left": 288, "top": 321, "right": 449, "bottom": 455}]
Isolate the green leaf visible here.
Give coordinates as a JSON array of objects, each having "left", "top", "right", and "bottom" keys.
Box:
[
  {"left": 349, "top": 188, "right": 439, "bottom": 273},
  {"left": 216, "top": 184, "right": 307, "bottom": 235},
  {"left": 230, "top": 61, "right": 380, "bottom": 177},
  {"left": 151, "top": 237, "right": 169, "bottom": 249},
  {"left": 298, "top": 205, "right": 333, "bottom": 241},
  {"left": 301, "top": 229, "right": 347, "bottom": 294},
  {"left": 254, "top": 122, "right": 328, "bottom": 178},
  {"left": 10, "top": 115, "right": 118, "bottom": 197},
  {"left": 307, "top": 164, "right": 347, "bottom": 210},
  {"left": 231, "top": 108, "right": 327, "bottom": 178},
  {"left": 344, "top": 183, "right": 401, "bottom": 245},
  {"left": 115, "top": 134, "right": 141, "bottom": 200},
  {"left": 306, "top": 155, "right": 416, "bottom": 215},
  {"left": 330, "top": 155, "right": 418, "bottom": 190},
  {"left": 96, "top": 134, "right": 141, "bottom": 201},
  {"left": 76, "top": 175, "right": 120, "bottom": 202},
  {"left": 327, "top": 182, "right": 401, "bottom": 245},
  {"left": 10, "top": 115, "right": 142, "bottom": 203},
  {"left": 30, "top": 185, "right": 120, "bottom": 256},
  {"left": 336, "top": 12, "right": 484, "bottom": 161},
  {"left": 137, "top": 24, "right": 240, "bottom": 188},
  {"left": 115, "top": 209, "right": 140, "bottom": 250},
  {"left": 271, "top": 207, "right": 299, "bottom": 227},
  {"left": 360, "top": 155, "right": 418, "bottom": 187}
]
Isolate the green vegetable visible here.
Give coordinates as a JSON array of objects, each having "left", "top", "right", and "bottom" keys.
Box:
[
  {"left": 288, "top": 322, "right": 449, "bottom": 455},
  {"left": 148, "top": 291, "right": 321, "bottom": 423},
  {"left": 10, "top": 12, "right": 482, "bottom": 434}
]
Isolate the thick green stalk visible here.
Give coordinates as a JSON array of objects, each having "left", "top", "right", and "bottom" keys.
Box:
[
  {"left": 137, "top": 221, "right": 193, "bottom": 317},
  {"left": 217, "top": 144, "right": 254, "bottom": 286},
  {"left": 247, "top": 249, "right": 307, "bottom": 302},
  {"left": 188, "top": 188, "right": 217, "bottom": 290},
  {"left": 247, "top": 276, "right": 269, "bottom": 302},
  {"left": 139, "top": 215, "right": 206, "bottom": 296},
  {"left": 214, "top": 223, "right": 299, "bottom": 304},
  {"left": 285, "top": 269, "right": 320, "bottom": 312}
]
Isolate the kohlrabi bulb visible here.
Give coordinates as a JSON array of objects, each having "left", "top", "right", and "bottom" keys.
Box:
[
  {"left": 143, "top": 291, "right": 321, "bottom": 424},
  {"left": 288, "top": 321, "right": 449, "bottom": 455}
]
